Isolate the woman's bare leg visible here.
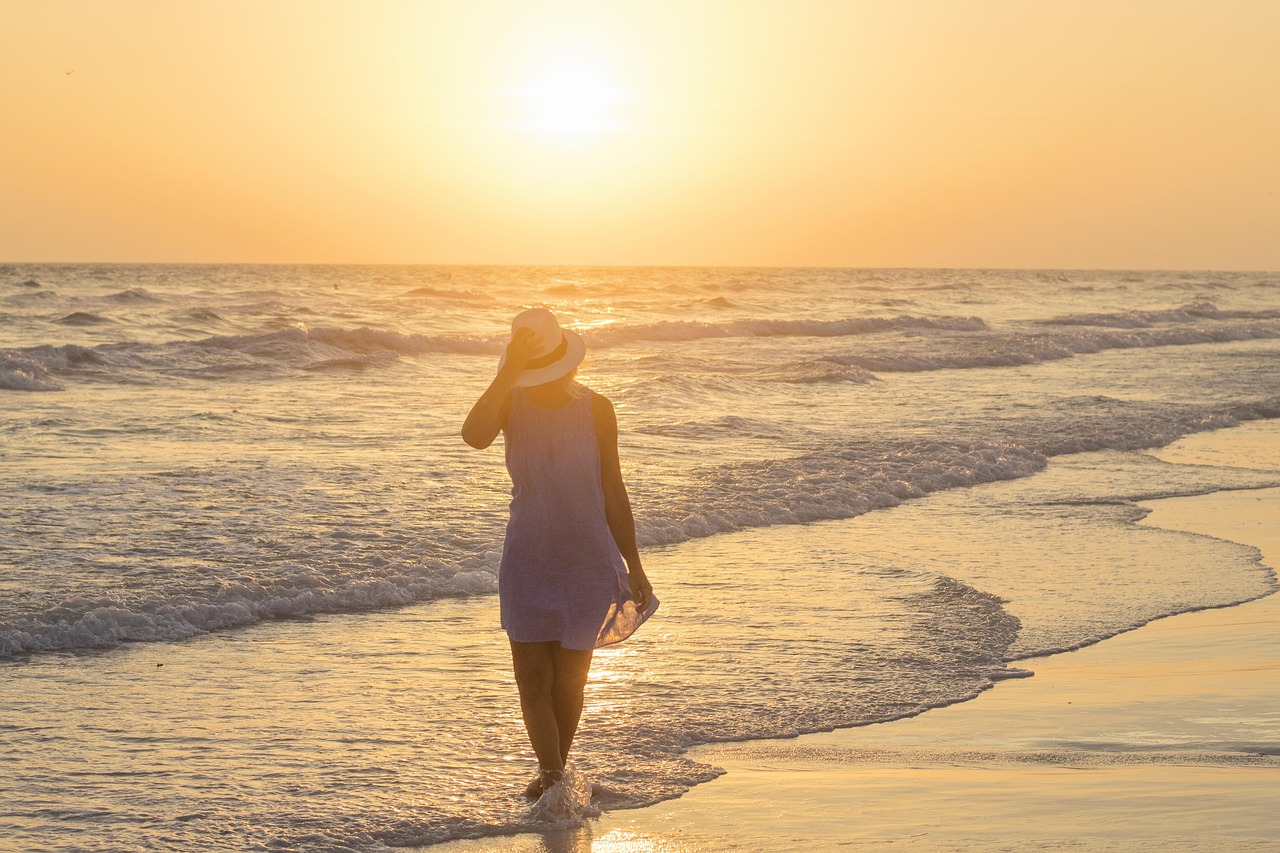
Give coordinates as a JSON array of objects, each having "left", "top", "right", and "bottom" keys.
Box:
[
  {"left": 510, "top": 640, "right": 562, "bottom": 776},
  {"left": 550, "top": 645, "right": 593, "bottom": 766},
  {"left": 511, "top": 641, "right": 595, "bottom": 794}
]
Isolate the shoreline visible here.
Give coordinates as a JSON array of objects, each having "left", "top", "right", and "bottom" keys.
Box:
[{"left": 436, "top": 425, "right": 1280, "bottom": 852}]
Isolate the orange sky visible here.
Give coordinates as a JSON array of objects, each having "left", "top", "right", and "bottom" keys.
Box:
[{"left": 2, "top": 1, "right": 1278, "bottom": 268}]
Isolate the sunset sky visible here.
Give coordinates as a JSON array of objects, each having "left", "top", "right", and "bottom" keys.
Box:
[{"left": 3, "top": 1, "right": 1278, "bottom": 268}]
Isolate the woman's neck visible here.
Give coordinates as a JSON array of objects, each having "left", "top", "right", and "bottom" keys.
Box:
[{"left": 524, "top": 380, "right": 575, "bottom": 408}]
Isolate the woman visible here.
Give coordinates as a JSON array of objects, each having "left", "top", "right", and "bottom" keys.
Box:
[{"left": 462, "top": 307, "right": 657, "bottom": 799}]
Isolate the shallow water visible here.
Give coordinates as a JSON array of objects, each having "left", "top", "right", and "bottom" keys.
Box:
[{"left": 2, "top": 265, "right": 1279, "bottom": 848}]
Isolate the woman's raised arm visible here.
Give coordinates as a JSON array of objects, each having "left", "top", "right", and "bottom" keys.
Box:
[{"left": 461, "top": 327, "right": 538, "bottom": 449}]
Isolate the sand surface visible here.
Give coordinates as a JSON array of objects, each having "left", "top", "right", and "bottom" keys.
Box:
[{"left": 437, "top": 425, "right": 1280, "bottom": 852}]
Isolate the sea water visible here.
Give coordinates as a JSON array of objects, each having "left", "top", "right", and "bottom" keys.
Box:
[{"left": 2, "top": 265, "right": 1279, "bottom": 849}]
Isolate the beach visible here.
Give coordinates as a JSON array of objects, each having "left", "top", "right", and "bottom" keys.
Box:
[
  {"left": 3, "top": 265, "right": 1278, "bottom": 850},
  {"left": 439, "top": 424, "right": 1280, "bottom": 852},
  {"left": 6, "top": 3, "right": 1280, "bottom": 847}
]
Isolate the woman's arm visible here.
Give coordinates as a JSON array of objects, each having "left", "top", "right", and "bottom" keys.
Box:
[
  {"left": 592, "top": 394, "right": 653, "bottom": 611},
  {"left": 461, "top": 327, "right": 538, "bottom": 449}
]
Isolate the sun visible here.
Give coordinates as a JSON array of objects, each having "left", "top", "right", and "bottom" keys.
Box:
[{"left": 515, "top": 52, "right": 626, "bottom": 140}]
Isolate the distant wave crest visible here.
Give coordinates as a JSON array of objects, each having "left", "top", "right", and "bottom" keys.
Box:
[
  {"left": 834, "top": 323, "right": 1280, "bottom": 374},
  {"left": 0, "top": 326, "right": 496, "bottom": 390},
  {"left": 0, "top": 353, "right": 65, "bottom": 391},
  {"left": 0, "top": 315, "right": 990, "bottom": 390},
  {"left": 6, "top": 312, "right": 1277, "bottom": 390},
  {"left": 1039, "top": 301, "right": 1280, "bottom": 329},
  {"left": 584, "top": 315, "right": 989, "bottom": 347},
  {"left": 55, "top": 311, "right": 112, "bottom": 326}
]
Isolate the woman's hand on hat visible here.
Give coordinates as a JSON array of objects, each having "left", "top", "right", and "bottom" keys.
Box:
[{"left": 499, "top": 327, "right": 541, "bottom": 379}]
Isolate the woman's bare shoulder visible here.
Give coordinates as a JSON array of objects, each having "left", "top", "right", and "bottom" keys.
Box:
[{"left": 589, "top": 391, "right": 617, "bottom": 429}]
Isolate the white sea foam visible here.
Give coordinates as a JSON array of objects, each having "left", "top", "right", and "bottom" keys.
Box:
[
  {"left": 0, "top": 562, "right": 497, "bottom": 657},
  {"left": 3, "top": 398, "right": 1277, "bottom": 657},
  {"left": 523, "top": 769, "right": 598, "bottom": 823},
  {"left": 0, "top": 440, "right": 1046, "bottom": 656},
  {"left": 634, "top": 442, "right": 1048, "bottom": 547}
]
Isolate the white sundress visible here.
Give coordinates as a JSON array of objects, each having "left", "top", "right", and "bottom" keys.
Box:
[{"left": 498, "top": 385, "right": 657, "bottom": 650}]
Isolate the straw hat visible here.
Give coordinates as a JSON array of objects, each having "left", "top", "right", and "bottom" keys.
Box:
[{"left": 499, "top": 308, "right": 586, "bottom": 387}]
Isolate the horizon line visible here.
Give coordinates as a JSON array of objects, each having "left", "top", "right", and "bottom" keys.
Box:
[{"left": 5, "top": 260, "right": 1278, "bottom": 274}]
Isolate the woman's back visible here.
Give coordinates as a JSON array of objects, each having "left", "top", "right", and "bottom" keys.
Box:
[{"left": 500, "top": 385, "right": 633, "bottom": 650}]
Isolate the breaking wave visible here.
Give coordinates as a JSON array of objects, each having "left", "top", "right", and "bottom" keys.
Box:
[
  {"left": 0, "top": 353, "right": 63, "bottom": 391},
  {"left": 1039, "top": 301, "right": 1280, "bottom": 328},
  {"left": 7, "top": 305, "right": 1277, "bottom": 391},
  {"left": 8, "top": 391, "right": 1278, "bottom": 657}
]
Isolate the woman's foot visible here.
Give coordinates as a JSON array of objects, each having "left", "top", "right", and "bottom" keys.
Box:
[{"left": 523, "top": 767, "right": 564, "bottom": 799}]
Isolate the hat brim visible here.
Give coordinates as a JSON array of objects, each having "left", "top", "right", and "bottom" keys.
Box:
[{"left": 499, "top": 329, "right": 586, "bottom": 387}]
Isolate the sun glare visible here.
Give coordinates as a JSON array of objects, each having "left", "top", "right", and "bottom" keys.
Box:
[{"left": 515, "top": 53, "right": 626, "bottom": 140}]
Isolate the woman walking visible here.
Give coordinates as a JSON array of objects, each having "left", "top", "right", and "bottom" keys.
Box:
[{"left": 462, "top": 308, "right": 657, "bottom": 799}]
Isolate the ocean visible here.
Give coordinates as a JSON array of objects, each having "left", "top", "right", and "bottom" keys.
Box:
[{"left": 2, "top": 264, "right": 1279, "bottom": 850}]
